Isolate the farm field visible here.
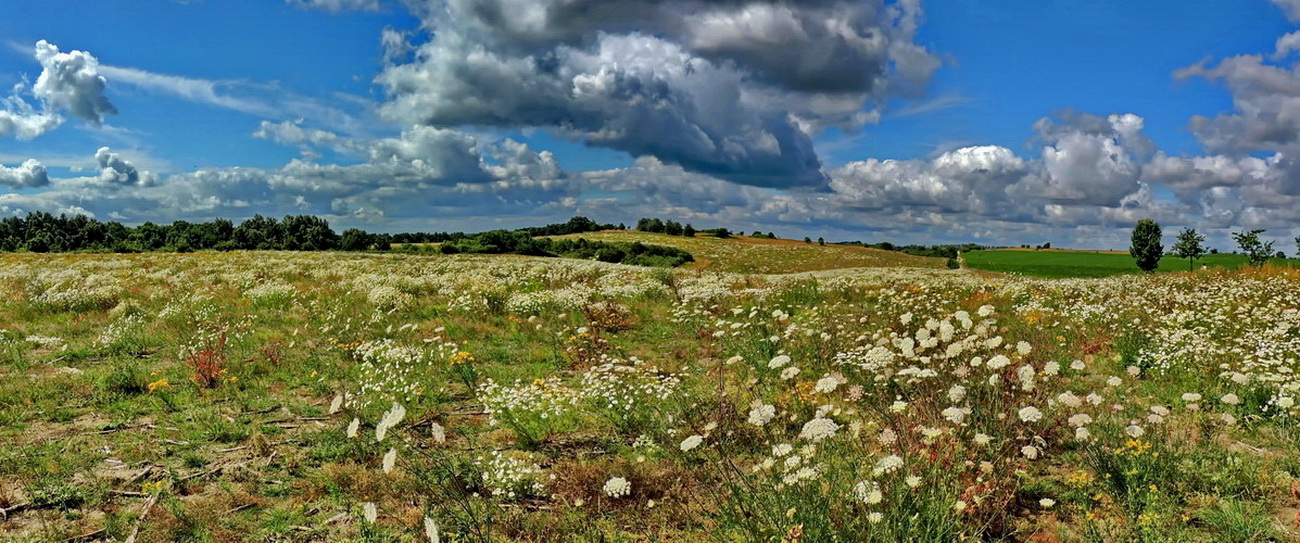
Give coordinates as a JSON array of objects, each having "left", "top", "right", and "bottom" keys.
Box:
[
  {"left": 549, "top": 231, "right": 946, "bottom": 274},
  {"left": 964, "top": 249, "right": 1300, "bottom": 278},
  {"left": 1, "top": 244, "right": 1299, "bottom": 542}
]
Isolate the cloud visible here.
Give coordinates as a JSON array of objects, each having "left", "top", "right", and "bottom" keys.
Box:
[
  {"left": 253, "top": 119, "right": 342, "bottom": 147},
  {"left": 377, "top": 0, "right": 939, "bottom": 188},
  {"left": 1176, "top": 55, "right": 1300, "bottom": 154},
  {"left": 33, "top": 40, "right": 117, "bottom": 126},
  {"left": 95, "top": 147, "right": 155, "bottom": 187},
  {"left": 0, "top": 159, "right": 49, "bottom": 188},
  {"left": 1272, "top": 0, "right": 1300, "bottom": 22},
  {"left": 98, "top": 65, "right": 272, "bottom": 116},
  {"left": 0, "top": 83, "right": 62, "bottom": 139},
  {"left": 287, "top": 0, "right": 381, "bottom": 12}
]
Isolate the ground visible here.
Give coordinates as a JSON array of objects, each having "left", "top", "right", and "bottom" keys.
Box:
[{"left": 1, "top": 236, "right": 1298, "bottom": 541}]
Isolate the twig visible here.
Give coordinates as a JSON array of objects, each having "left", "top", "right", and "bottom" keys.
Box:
[
  {"left": 110, "top": 490, "right": 150, "bottom": 497},
  {"left": 215, "top": 446, "right": 247, "bottom": 453},
  {"left": 122, "top": 492, "right": 158, "bottom": 543},
  {"left": 1, "top": 501, "right": 31, "bottom": 522},
  {"left": 67, "top": 528, "right": 106, "bottom": 542},
  {"left": 225, "top": 502, "right": 256, "bottom": 514}
]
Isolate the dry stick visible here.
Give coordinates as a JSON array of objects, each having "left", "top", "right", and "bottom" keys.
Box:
[
  {"left": 122, "top": 492, "right": 159, "bottom": 543},
  {"left": 0, "top": 501, "right": 31, "bottom": 522}
]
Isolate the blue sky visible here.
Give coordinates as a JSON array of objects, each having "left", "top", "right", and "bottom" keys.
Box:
[{"left": 1, "top": 0, "right": 1298, "bottom": 249}]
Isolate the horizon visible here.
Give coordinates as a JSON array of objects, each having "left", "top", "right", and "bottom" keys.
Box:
[{"left": 2, "top": 0, "right": 1299, "bottom": 250}]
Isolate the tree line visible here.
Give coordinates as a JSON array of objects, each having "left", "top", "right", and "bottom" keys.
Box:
[{"left": 0, "top": 213, "right": 695, "bottom": 268}]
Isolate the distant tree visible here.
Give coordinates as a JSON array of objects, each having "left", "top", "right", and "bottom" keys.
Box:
[
  {"left": 1172, "top": 227, "right": 1206, "bottom": 271},
  {"left": 804, "top": 237, "right": 812, "bottom": 244},
  {"left": 683, "top": 224, "right": 696, "bottom": 237},
  {"left": 817, "top": 237, "right": 825, "bottom": 246},
  {"left": 664, "top": 220, "right": 684, "bottom": 236},
  {"left": 1210, "top": 248, "right": 1219, "bottom": 255},
  {"left": 1042, "top": 242, "right": 1051, "bottom": 249},
  {"left": 767, "top": 232, "right": 776, "bottom": 239},
  {"left": 1232, "top": 229, "right": 1274, "bottom": 267},
  {"left": 1129, "top": 219, "right": 1163, "bottom": 272},
  {"left": 1295, "top": 235, "right": 1300, "bottom": 258},
  {"left": 340, "top": 228, "right": 373, "bottom": 251}
]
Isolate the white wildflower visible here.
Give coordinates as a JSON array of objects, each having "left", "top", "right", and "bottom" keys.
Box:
[
  {"left": 1124, "top": 425, "right": 1145, "bottom": 438},
  {"left": 780, "top": 366, "right": 801, "bottom": 380},
  {"left": 1220, "top": 393, "right": 1240, "bottom": 405},
  {"left": 1018, "top": 406, "right": 1044, "bottom": 423},
  {"left": 603, "top": 476, "right": 631, "bottom": 498},
  {"left": 799, "top": 417, "right": 839, "bottom": 441},
  {"left": 874, "top": 455, "right": 904, "bottom": 475},
  {"left": 747, "top": 403, "right": 776, "bottom": 427},
  {"left": 383, "top": 448, "right": 397, "bottom": 474},
  {"left": 1021, "top": 445, "right": 1039, "bottom": 460},
  {"left": 362, "top": 502, "right": 378, "bottom": 523},
  {"left": 375, "top": 402, "right": 406, "bottom": 442},
  {"left": 768, "top": 354, "right": 791, "bottom": 369},
  {"left": 346, "top": 417, "right": 360, "bottom": 438},
  {"left": 814, "top": 376, "right": 840, "bottom": 394},
  {"left": 680, "top": 435, "right": 704, "bottom": 452}
]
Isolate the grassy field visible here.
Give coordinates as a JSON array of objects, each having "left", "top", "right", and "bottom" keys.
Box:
[
  {"left": 1, "top": 243, "right": 1299, "bottom": 541},
  {"left": 550, "top": 231, "right": 946, "bottom": 273},
  {"left": 964, "top": 248, "right": 1300, "bottom": 278}
]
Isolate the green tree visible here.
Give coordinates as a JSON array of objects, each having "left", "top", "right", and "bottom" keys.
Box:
[
  {"left": 1172, "top": 227, "right": 1206, "bottom": 271},
  {"left": 1232, "top": 229, "right": 1274, "bottom": 267},
  {"left": 1129, "top": 219, "right": 1163, "bottom": 272}
]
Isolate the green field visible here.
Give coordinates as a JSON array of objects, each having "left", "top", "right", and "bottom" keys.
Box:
[{"left": 964, "top": 249, "right": 1300, "bottom": 278}]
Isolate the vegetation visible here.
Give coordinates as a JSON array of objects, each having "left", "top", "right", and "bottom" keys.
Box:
[
  {"left": 1129, "top": 219, "right": 1164, "bottom": 272},
  {"left": 1, "top": 243, "right": 1297, "bottom": 541},
  {"left": 437, "top": 231, "right": 694, "bottom": 267},
  {"left": 964, "top": 249, "right": 1299, "bottom": 278},
  {"left": 1172, "top": 227, "right": 1207, "bottom": 272},
  {"left": 838, "top": 241, "right": 987, "bottom": 260},
  {"left": 1234, "top": 229, "right": 1276, "bottom": 268}
]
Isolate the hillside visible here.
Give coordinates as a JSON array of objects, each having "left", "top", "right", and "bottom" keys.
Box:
[
  {"left": 965, "top": 248, "right": 1300, "bottom": 278},
  {"left": 550, "top": 231, "right": 947, "bottom": 274}
]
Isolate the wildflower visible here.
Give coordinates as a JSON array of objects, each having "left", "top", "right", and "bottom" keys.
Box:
[
  {"left": 942, "top": 406, "right": 969, "bottom": 425},
  {"left": 1044, "top": 361, "right": 1060, "bottom": 376},
  {"left": 878, "top": 428, "right": 898, "bottom": 444},
  {"left": 772, "top": 443, "right": 794, "bottom": 456},
  {"left": 1075, "top": 427, "right": 1091, "bottom": 440},
  {"left": 1016, "top": 341, "right": 1032, "bottom": 355},
  {"left": 780, "top": 367, "right": 800, "bottom": 380},
  {"left": 603, "top": 476, "right": 631, "bottom": 498},
  {"left": 1229, "top": 372, "right": 1250, "bottom": 385},
  {"left": 328, "top": 394, "right": 344, "bottom": 414},
  {"left": 1278, "top": 396, "right": 1296, "bottom": 409},
  {"left": 874, "top": 455, "right": 904, "bottom": 475},
  {"left": 1018, "top": 406, "right": 1044, "bottom": 423},
  {"left": 905, "top": 475, "right": 922, "bottom": 488},
  {"left": 1057, "top": 391, "right": 1082, "bottom": 408},
  {"left": 889, "top": 400, "right": 908, "bottom": 413},
  {"left": 1126, "top": 365, "right": 1140, "bottom": 377},
  {"left": 814, "top": 376, "right": 839, "bottom": 394},
  {"left": 973, "top": 433, "right": 992, "bottom": 445},
  {"left": 1070, "top": 359, "right": 1086, "bottom": 371},
  {"left": 147, "top": 379, "right": 171, "bottom": 393},
  {"left": 978, "top": 305, "right": 995, "bottom": 317},
  {"left": 954, "top": 500, "right": 968, "bottom": 512},
  {"left": 1021, "top": 445, "right": 1039, "bottom": 460},
  {"left": 855, "top": 481, "right": 883, "bottom": 504},
  {"left": 1106, "top": 376, "right": 1122, "bottom": 387},
  {"left": 947, "top": 384, "right": 966, "bottom": 403},
  {"left": 768, "top": 354, "right": 791, "bottom": 369},
  {"left": 1124, "top": 425, "right": 1145, "bottom": 438},
  {"left": 1181, "top": 392, "right": 1202, "bottom": 402},
  {"left": 1068, "top": 413, "right": 1093, "bottom": 427},
  {"left": 362, "top": 502, "right": 378, "bottom": 523},
  {"left": 867, "top": 512, "right": 883, "bottom": 524},
  {"left": 799, "top": 418, "right": 839, "bottom": 442},
  {"left": 680, "top": 434, "right": 704, "bottom": 452},
  {"left": 747, "top": 402, "right": 776, "bottom": 427},
  {"left": 1085, "top": 393, "right": 1103, "bottom": 405},
  {"left": 987, "top": 355, "right": 1011, "bottom": 370},
  {"left": 1220, "top": 413, "right": 1237, "bottom": 425},
  {"left": 1150, "top": 405, "right": 1169, "bottom": 416},
  {"left": 1039, "top": 498, "right": 1056, "bottom": 508},
  {"left": 1220, "top": 393, "right": 1240, "bottom": 405},
  {"left": 383, "top": 448, "right": 397, "bottom": 474},
  {"left": 430, "top": 422, "right": 446, "bottom": 443},
  {"left": 375, "top": 402, "right": 406, "bottom": 442},
  {"left": 346, "top": 418, "right": 360, "bottom": 438}
]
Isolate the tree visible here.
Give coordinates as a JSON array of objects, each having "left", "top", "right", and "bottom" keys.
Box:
[
  {"left": 683, "top": 224, "right": 695, "bottom": 237},
  {"left": 1172, "top": 227, "right": 1206, "bottom": 271},
  {"left": 1129, "top": 219, "right": 1163, "bottom": 272},
  {"left": 804, "top": 237, "right": 812, "bottom": 244},
  {"left": 1295, "top": 235, "right": 1300, "bottom": 258},
  {"left": 1232, "top": 229, "right": 1274, "bottom": 267},
  {"left": 817, "top": 237, "right": 825, "bottom": 246}
]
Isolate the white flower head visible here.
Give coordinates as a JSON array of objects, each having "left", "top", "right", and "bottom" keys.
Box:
[
  {"left": 382, "top": 448, "right": 398, "bottom": 474},
  {"left": 430, "top": 422, "right": 447, "bottom": 444},
  {"left": 1021, "top": 445, "right": 1039, "bottom": 460},
  {"left": 362, "top": 502, "right": 378, "bottom": 523},
  {"left": 874, "top": 454, "right": 904, "bottom": 475},
  {"left": 768, "top": 354, "right": 791, "bottom": 369},
  {"left": 1220, "top": 393, "right": 1241, "bottom": 405},
  {"left": 375, "top": 402, "right": 406, "bottom": 442},
  {"left": 346, "top": 417, "right": 360, "bottom": 438},
  {"left": 1018, "top": 406, "right": 1044, "bottom": 423},
  {"left": 799, "top": 417, "right": 839, "bottom": 441},
  {"left": 814, "top": 376, "right": 840, "bottom": 394},
  {"left": 424, "top": 516, "right": 440, "bottom": 543},
  {"left": 680, "top": 434, "right": 704, "bottom": 452},
  {"left": 747, "top": 403, "right": 776, "bottom": 427},
  {"left": 603, "top": 476, "right": 631, "bottom": 498},
  {"left": 1124, "top": 424, "right": 1145, "bottom": 438},
  {"left": 780, "top": 366, "right": 801, "bottom": 380}
]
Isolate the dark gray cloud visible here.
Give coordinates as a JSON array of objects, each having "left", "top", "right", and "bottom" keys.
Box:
[
  {"left": 378, "top": 0, "right": 939, "bottom": 188},
  {"left": 95, "top": 147, "right": 153, "bottom": 187}
]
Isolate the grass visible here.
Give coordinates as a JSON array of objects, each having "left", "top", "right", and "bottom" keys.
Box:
[
  {"left": 964, "top": 248, "right": 1300, "bottom": 278},
  {"left": 0, "top": 248, "right": 1297, "bottom": 541},
  {"left": 549, "top": 230, "right": 947, "bottom": 273}
]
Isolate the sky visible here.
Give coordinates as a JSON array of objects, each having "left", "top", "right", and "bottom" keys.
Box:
[{"left": 1, "top": 0, "right": 1298, "bottom": 250}]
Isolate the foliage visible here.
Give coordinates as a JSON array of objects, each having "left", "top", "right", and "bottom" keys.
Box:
[
  {"left": 1129, "top": 219, "right": 1164, "bottom": 272},
  {"left": 1233, "top": 229, "right": 1275, "bottom": 267},
  {"left": 1173, "top": 227, "right": 1207, "bottom": 271}
]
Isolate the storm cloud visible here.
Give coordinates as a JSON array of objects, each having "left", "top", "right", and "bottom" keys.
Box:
[{"left": 377, "top": 0, "right": 939, "bottom": 188}]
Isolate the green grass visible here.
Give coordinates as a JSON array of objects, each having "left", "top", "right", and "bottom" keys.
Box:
[{"left": 964, "top": 249, "right": 1300, "bottom": 278}]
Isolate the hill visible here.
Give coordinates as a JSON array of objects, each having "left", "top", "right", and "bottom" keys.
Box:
[{"left": 549, "top": 231, "right": 947, "bottom": 274}]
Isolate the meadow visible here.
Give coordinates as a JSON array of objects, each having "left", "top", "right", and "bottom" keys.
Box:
[
  {"left": 1, "top": 235, "right": 1298, "bottom": 542},
  {"left": 964, "top": 249, "right": 1300, "bottom": 278}
]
